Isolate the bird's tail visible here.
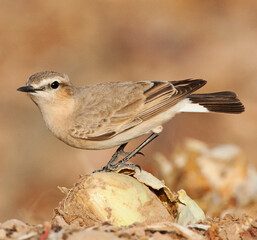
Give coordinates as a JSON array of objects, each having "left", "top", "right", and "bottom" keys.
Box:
[{"left": 187, "top": 91, "right": 245, "bottom": 114}]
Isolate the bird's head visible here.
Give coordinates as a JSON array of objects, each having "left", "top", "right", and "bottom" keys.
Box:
[{"left": 17, "top": 71, "right": 74, "bottom": 106}]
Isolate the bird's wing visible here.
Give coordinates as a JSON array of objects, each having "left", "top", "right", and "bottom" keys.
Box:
[
  {"left": 69, "top": 79, "right": 206, "bottom": 140},
  {"left": 137, "top": 79, "right": 206, "bottom": 121}
]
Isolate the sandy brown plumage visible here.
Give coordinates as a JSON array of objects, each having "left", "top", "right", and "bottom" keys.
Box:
[
  {"left": 69, "top": 79, "right": 208, "bottom": 141},
  {"left": 18, "top": 71, "right": 244, "bottom": 171}
]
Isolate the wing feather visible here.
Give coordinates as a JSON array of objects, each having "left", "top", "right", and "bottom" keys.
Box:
[
  {"left": 69, "top": 79, "right": 206, "bottom": 140},
  {"left": 137, "top": 79, "right": 206, "bottom": 121}
]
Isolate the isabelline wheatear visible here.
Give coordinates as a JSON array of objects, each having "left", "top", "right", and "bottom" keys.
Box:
[{"left": 18, "top": 71, "right": 244, "bottom": 171}]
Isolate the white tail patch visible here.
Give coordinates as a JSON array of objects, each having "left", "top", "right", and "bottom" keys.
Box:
[{"left": 178, "top": 98, "right": 209, "bottom": 113}]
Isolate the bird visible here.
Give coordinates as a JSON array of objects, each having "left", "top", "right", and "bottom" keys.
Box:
[{"left": 17, "top": 71, "right": 244, "bottom": 172}]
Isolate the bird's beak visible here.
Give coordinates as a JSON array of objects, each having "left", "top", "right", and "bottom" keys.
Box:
[{"left": 17, "top": 85, "right": 41, "bottom": 93}]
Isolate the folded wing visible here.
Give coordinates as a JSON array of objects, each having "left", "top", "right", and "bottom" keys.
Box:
[{"left": 69, "top": 79, "right": 207, "bottom": 140}]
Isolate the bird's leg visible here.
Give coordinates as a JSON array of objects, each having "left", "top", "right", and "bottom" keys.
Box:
[
  {"left": 111, "top": 143, "right": 145, "bottom": 158},
  {"left": 106, "top": 143, "right": 129, "bottom": 166},
  {"left": 93, "top": 142, "right": 145, "bottom": 173},
  {"left": 100, "top": 132, "right": 160, "bottom": 172}
]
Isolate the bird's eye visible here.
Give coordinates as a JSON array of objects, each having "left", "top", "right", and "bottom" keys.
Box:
[{"left": 51, "top": 81, "right": 59, "bottom": 89}]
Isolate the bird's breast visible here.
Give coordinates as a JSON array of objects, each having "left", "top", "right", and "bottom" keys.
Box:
[{"left": 39, "top": 99, "right": 75, "bottom": 140}]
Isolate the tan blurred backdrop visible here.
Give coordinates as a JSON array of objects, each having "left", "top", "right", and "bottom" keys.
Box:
[{"left": 0, "top": 0, "right": 256, "bottom": 223}]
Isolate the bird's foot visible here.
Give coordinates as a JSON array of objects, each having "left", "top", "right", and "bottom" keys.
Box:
[
  {"left": 93, "top": 143, "right": 143, "bottom": 173},
  {"left": 93, "top": 133, "right": 159, "bottom": 173},
  {"left": 93, "top": 162, "right": 141, "bottom": 173}
]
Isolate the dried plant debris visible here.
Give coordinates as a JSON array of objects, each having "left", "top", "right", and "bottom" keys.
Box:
[
  {"left": 53, "top": 168, "right": 205, "bottom": 227},
  {"left": 1, "top": 140, "right": 256, "bottom": 239},
  {"left": 176, "top": 190, "right": 205, "bottom": 226},
  {"left": 53, "top": 170, "right": 172, "bottom": 227},
  {"left": 0, "top": 215, "right": 256, "bottom": 239},
  {"left": 154, "top": 139, "right": 257, "bottom": 218}
]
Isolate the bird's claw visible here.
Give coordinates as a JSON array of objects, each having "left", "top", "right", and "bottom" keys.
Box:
[{"left": 93, "top": 162, "right": 141, "bottom": 173}]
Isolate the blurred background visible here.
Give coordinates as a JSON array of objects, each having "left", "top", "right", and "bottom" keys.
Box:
[{"left": 0, "top": 0, "right": 256, "bottom": 223}]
